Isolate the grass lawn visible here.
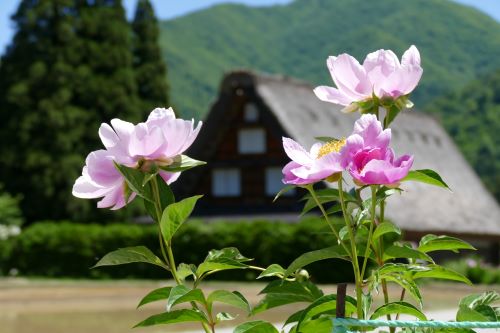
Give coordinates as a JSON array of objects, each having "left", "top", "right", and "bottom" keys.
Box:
[{"left": 0, "top": 278, "right": 497, "bottom": 333}]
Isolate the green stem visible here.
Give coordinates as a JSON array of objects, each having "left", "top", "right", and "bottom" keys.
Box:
[
  {"left": 151, "top": 177, "right": 211, "bottom": 333},
  {"left": 360, "top": 186, "right": 377, "bottom": 280},
  {"left": 337, "top": 179, "right": 364, "bottom": 320},
  {"left": 378, "top": 197, "right": 393, "bottom": 332},
  {"left": 305, "top": 185, "right": 351, "bottom": 257}
]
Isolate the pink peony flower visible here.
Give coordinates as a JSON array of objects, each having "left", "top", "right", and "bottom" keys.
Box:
[
  {"left": 282, "top": 137, "right": 344, "bottom": 185},
  {"left": 73, "top": 108, "right": 202, "bottom": 209},
  {"left": 342, "top": 114, "right": 413, "bottom": 186},
  {"left": 314, "top": 45, "right": 422, "bottom": 111},
  {"left": 72, "top": 150, "right": 135, "bottom": 210}
]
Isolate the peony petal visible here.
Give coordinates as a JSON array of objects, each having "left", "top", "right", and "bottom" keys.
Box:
[
  {"left": 352, "top": 114, "right": 391, "bottom": 149},
  {"left": 159, "top": 171, "right": 181, "bottom": 185},
  {"left": 313, "top": 86, "right": 352, "bottom": 106},
  {"left": 85, "top": 150, "right": 122, "bottom": 186},
  {"left": 379, "top": 65, "right": 423, "bottom": 98},
  {"left": 282, "top": 137, "right": 312, "bottom": 165},
  {"left": 327, "top": 54, "right": 372, "bottom": 101},
  {"left": 72, "top": 175, "right": 109, "bottom": 199},
  {"left": 401, "top": 45, "right": 421, "bottom": 67},
  {"left": 282, "top": 161, "right": 312, "bottom": 185},
  {"left": 129, "top": 124, "right": 165, "bottom": 157},
  {"left": 99, "top": 123, "right": 119, "bottom": 149}
]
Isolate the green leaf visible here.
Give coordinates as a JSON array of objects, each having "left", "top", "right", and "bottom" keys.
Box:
[
  {"left": 137, "top": 287, "right": 172, "bottom": 308},
  {"left": 207, "top": 290, "right": 251, "bottom": 313},
  {"left": 134, "top": 309, "right": 208, "bottom": 327},
  {"left": 460, "top": 291, "right": 500, "bottom": 308},
  {"left": 257, "top": 264, "right": 286, "bottom": 279},
  {"left": 216, "top": 312, "right": 236, "bottom": 322},
  {"left": 273, "top": 185, "right": 296, "bottom": 202},
  {"left": 314, "top": 136, "right": 339, "bottom": 143},
  {"left": 370, "top": 302, "right": 427, "bottom": 321},
  {"left": 233, "top": 320, "right": 279, "bottom": 333},
  {"left": 296, "top": 294, "right": 357, "bottom": 330},
  {"left": 284, "top": 245, "right": 349, "bottom": 277},
  {"left": 413, "top": 264, "right": 472, "bottom": 285},
  {"left": 385, "top": 103, "right": 403, "bottom": 127},
  {"left": 402, "top": 169, "right": 450, "bottom": 189},
  {"left": 284, "top": 310, "right": 304, "bottom": 326},
  {"left": 373, "top": 222, "right": 401, "bottom": 240},
  {"left": 196, "top": 247, "right": 251, "bottom": 278},
  {"left": 383, "top": 245, "right": 433, "bottom": 262},
  {"left": 167, "top": 285, "right": 206, "bottom": 310},
  {"left": 418, "top": 234, "right": 475, "bottom": 253},
  {"left": 159, "top": 155, "right": 206, "bottom": 172},
  {"left": 114, "top": 162, "right": 155, "bottom": 202},
  {"left": 383, "top": 273, "right": 423, "bottom": 307},
  {"left": 160, "top": 195, "right": 202, "bottom": 243},
  {"left": 456, "top": 305, "right": 492, "bottom": 322},
  {"left": 92, "top": 246, "right": 168, "bottom": 270},
  {"left": 253, "top": 280, "right": 323, "bottom": 314},
  {"left": 298, "top": 317, "right": 333, "bottom": 333},
  {"left": 177, "top": 263, "right": 197, "bottom": 282},
  {"left": 144, "top": 175, "right": 175, "bottom": 221}
]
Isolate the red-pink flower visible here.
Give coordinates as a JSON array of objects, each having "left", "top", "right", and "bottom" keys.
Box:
[
  {"left": 342, "top": 114, "right": 413, "bottom": 186},
  {"left": 282, "top": 137, "right": 344, "bottom": 185},
  {"left": 72, "top": 108, "right": 202, "bottom": 209},
  {"left": 314, "top": 45, "right": 422, "bottom": 111}
]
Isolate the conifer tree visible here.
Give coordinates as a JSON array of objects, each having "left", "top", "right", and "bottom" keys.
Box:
[
  {"left": 0, "top": 0, "right": 140, "bottom": 221},
  {"left": 132, "top": 0, "right": 169, "bottom": 112}
]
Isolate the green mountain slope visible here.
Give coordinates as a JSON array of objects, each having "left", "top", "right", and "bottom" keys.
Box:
[
  {"left": 158, "top": 0, "right": 500, "bottom": 118},
  {"left": 425, "top": 70, "right": 500, "bottom": 202}
]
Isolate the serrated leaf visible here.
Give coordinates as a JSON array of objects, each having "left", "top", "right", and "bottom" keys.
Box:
[
  {"left": 234, "top": 320, "right": 279, "bottom": 333},
  {"left": 137, "top": 287, "right": 172, "bottom": 308},
  {"left": 207, "top": 290, "right": 250, "bottom": 313},
  {"left": 159, "top": 155, "right": 206, "bottom": 172},
  {"left": 92, "top": 246, "right": 168, "bottom": 270},
  {"left": 370, "top": 302, "right": 427, "bottom": 321},
  {"left": 403, "top": 169, "right": 450, "bottom": 189},
  {"left": 284, "top": 245, "right": 349, "bottom": 277},
  {"left": 418, "top": 234, "right": 475, "bottom": 253},
  {"left": 167, "top": 285, "right": 206, "bottom": 311},
  {"left": 257, "top": 264, "right": 286, "bottom": 279},
  {"left": 160, "top": 195, "right": 202, "bottom": 243},
  {"left": 253, "top": 280, "right": 323, "bottom": 314},
  {"left": 413, "top": 264, "right": 472, "bottom": 285},
  {"left": 373, "top": 222, "right": 401, "bottom": 240},
  {"left": 383, "top": 245, "right": 433, "bottom": 262},
  {"left": 134, "top": 309, "right": 208, "bottom": 327}
]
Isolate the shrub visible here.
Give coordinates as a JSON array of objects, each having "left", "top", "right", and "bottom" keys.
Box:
[
  {"left": 2, "top": 218, "right": 354, "bottom": 282},
  {"left": 444, "top": 256, "right": 500, "bottom": 285}
]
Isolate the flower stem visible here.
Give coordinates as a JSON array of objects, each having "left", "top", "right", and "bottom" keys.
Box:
[
  {"left": 337, "top": 179, "right": 364, "bottom": 320},
  {"left": 360, "top": 186, "right": 377, "bottom": 280},
  {"left": 150, "top": 176, "right": 211, "bottom": 333}
]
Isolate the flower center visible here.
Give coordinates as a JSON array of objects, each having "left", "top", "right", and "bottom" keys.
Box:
[{"left": 317, "top": 138, "right": 346, "bottom": 158}]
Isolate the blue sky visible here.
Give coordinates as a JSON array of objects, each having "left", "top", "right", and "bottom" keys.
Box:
[{"left": 0, "top": 0, "right": 499, "bottom": 55}]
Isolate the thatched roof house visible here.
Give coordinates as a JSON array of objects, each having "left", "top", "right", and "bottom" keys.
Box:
[{"left": 176, "top": 71, "right": 500, "bottom": 258}]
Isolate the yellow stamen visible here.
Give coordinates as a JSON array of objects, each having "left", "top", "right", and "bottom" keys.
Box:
[{"left": 317, "top": 138, "right": 346, "bottom": 158}]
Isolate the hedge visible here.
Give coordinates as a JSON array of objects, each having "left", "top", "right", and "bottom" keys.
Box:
[{"left": 0, "top": 218, "right": 355, "bottom": 283}]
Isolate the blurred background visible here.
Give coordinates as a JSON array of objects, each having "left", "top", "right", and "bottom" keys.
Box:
[{"left": 0, "top": 0, "right": 499, "bottom": 332}]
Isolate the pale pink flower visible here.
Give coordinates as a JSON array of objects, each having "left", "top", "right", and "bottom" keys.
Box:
[
  {"left": 314, "top": 45, "right": 422, "bottom": 111},
  {"left": 73, "top": 108, "right": 202, "bottom": 209},
  {"left": 282, "top": 137, "right": 344, "bottom": 185}
]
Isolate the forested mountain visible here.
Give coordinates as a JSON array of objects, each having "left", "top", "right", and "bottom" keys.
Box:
[
  {"left": 426, "top": 70, "right": 500, "bottom": 202},
  {"left": 158, "top": 0, "right": 500, "bottom": 118}
]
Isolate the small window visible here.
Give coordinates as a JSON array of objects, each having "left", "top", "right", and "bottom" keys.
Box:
[
  {"left": 238, "top": 128, "right": 266, "bottom": 154},
  {"left": 212, "top": 169, "right": 241, "bottom": 197},
  {"left": 244, "top": 103, "right": 259, "bottom": 122},
  {"left": 265, "top": 167, "right": 295, "bottom": 197}
]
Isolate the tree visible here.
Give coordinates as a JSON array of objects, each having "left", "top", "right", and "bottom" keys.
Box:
[
  {"left": 132, "top": 0, "right": 169, "bottom": 112},
  {"left": 0, "top": 0, "right": 141, "bottom": 222}
]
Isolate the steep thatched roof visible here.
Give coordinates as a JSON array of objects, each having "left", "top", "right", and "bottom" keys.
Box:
[{"left": 219, "top": 70, "right": 500, "bottom": 238}]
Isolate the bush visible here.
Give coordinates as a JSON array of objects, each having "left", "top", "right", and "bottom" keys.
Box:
[
  {"left": 2, "top": 218, "right": 355, "bottom": 282},
  {"left": 444, "top": 256, "right": 500, "bottom": 285},
  {"left": 0, "top": 187, "right": 24, "bottom": 226}
]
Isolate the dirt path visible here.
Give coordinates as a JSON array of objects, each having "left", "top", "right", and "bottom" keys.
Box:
[{"left": 0, "top": 279, "right": 497, "bottom": 333}]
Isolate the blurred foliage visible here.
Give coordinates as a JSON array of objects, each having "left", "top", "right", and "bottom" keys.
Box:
[
  {"left": 132, "top": 0, "right": 169, "bottom": 112},
  {"left": 426, "top": 70, "right": 500, "bottom": 201},
  {"left": 444, "top": 256, "right": 500, "bottom": 285},
  {"left": 159, "top": 0, "right": 500, "bottom": 119},
  {"left": 1, "top": 218, "right": 355, "bottom": 282},
  {"left": 0, "top": 186, "right": 23, "bottom": 227},
  {"left": 0, "top": 0, "right": 167, "bottom": 222}
]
